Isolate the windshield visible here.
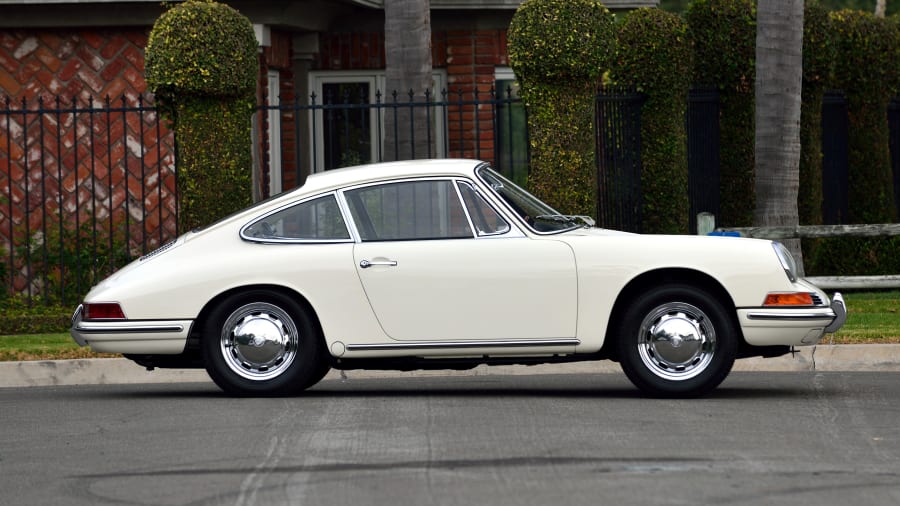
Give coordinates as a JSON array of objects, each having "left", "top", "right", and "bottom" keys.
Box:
[{"left": 476, "top": 166, "right": 594, "bottom": 233}]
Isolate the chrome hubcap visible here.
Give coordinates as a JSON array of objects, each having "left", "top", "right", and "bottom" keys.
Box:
[
  {"left": 220, "top": 302, "right": 298, "bottom": 381},
  {"left": 638, "top": 302, "right": 716, "bottom": 381}
]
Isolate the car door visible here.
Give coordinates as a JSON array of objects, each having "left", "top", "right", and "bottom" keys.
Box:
[{"left": 343, "top": 178, "right": 578, "bottom": 342}]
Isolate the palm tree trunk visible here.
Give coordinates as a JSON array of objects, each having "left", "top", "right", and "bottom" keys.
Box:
[{"left": 755, "top": 0, "right": 804, "bottom": 274}]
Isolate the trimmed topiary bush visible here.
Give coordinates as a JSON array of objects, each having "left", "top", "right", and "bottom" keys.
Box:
[
  {"left": 611, "top": 7, "right": 693, "bottom": 234},
  {"left": 508, "top": 0, "right": 616, "bottom": 217},
  {"left": 145, "top": 0, "right": 257, "bottom": 231},
  {"left": 686, "top": 0, "right": 756, "bottom": 227}
]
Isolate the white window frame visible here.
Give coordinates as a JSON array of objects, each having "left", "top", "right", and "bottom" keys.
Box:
[
  {"left": 495, "top": 67, "right": 516, "bottom": 84},
  {"left": 308, "top": 70, "right": 448, "bottom": 173},
  {"left": 267, "top": 70, "right": 282, "bottom": 195}
]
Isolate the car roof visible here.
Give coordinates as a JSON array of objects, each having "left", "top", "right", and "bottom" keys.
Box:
[{"left": 296, "top": 159, "right": 486, "bottom": 195}]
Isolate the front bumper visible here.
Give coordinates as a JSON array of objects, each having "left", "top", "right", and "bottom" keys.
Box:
[
  {"left": 70, "top": 305, "right": 192, "bottom": 354},
  {"left": 823, "top": 292, "right": 847, "bottom": 333},
  {"left": 738, "top": 292, "right": 847, "bottom": 346}
]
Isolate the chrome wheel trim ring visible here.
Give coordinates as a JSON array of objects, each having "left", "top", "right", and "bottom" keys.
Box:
[
  {"left": 219, "top": 302, "right": 299, "bottom": 381},
  {"left": 637, "top": 302, "right": 716, "bottom": 381}
]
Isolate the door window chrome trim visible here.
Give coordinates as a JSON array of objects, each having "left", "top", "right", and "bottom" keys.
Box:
[
  {"left": 336, "top": 176, "right": 526, "bottom": 243},
  {"left": 240, "top": 191, "right": 355, "bottom": 244}
]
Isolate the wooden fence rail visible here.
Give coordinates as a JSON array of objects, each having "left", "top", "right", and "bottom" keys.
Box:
[
  {"left": 697, "top": 213, "right": 900, "bottom": 290},
  {"left": 715, "top": 223, "right": 900, "bottom": 240}
]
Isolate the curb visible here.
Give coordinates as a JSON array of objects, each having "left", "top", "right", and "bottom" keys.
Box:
[{"left": 2, "top": 344, "right": 899, "bottom": 388}]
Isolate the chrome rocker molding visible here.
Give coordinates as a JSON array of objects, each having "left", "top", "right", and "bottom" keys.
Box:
[{"left": 345, "top": 338, "right": 580, "bottom": 352}]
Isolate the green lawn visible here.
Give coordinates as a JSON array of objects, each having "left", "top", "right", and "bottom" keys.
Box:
[
  {"left": 826, "top": 290, "right": 900, "bottom": 344},
  {"left": 1, "top": 291, "right": 897, "bottom": 361},
  {"left": 0, "top": 332, "right": 115, "bottom": 361}
]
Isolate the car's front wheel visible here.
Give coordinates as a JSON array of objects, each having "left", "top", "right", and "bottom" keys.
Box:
[
  {"left": 616, "top": 284, "right": 738, "bottom": 398},
  {"left": 203, "top": 290, "right": 327, "bottom": 396}
]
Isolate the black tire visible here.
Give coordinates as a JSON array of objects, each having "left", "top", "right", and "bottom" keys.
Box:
[
  {"left": 203, "top": 290, "right": 326, "bottom": 396},
  {"left": 615, "top": 284, "right": 738, "bottom": 398}
]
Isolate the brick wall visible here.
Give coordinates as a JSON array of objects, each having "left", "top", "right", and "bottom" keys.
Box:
[
  {"left": 0, "top": 28, "right": 176, "bottom": 296},
  {"left": 0, "top": 28, "right": 150, "bottom": 105},
  {"left": 0, "top": 23, "right": 514, "bottom": 297}
]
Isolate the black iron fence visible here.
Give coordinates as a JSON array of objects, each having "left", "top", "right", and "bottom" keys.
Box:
[
  {"left": 687, "top": 88, "right": 722, "bottom": 234},
  {"left": 256, "top": 86, "right": 529, "bottom": 195},
  {"left": 3, "top": 88, "right": 899, "bottom": 306},
  {"left": 596, "top": 88, "right": 644, "bottom": 233},
  {"left": 1, "top": 95, "right": 176, "bottom": 307}
]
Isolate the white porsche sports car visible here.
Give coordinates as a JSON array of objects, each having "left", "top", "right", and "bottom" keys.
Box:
[{"left": 71, "top": 159, "right": 846, "bottom": 397}]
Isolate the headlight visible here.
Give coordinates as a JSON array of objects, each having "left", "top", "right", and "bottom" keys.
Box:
[{"left": 772, "top": 242, "right": 798, "bottom": 282}]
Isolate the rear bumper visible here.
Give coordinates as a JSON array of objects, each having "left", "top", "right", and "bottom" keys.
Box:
[
  {"left": 738, "top": 292, "right": 847, "bottom": 346},
  {"left": 70, "top": 305, "right": 191, "bottom": 354}
]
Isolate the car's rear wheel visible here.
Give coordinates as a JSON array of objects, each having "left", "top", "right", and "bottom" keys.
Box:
[
  {"left": 203, "top": 290, "right": 326, "bottom": 396},
  {"left": 616, "top": 284, "right": 738, "bottom": 398}
]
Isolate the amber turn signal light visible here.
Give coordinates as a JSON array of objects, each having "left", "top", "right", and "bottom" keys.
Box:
[{"left": 763, "top": 292, "right": 814, "bottom": 306}]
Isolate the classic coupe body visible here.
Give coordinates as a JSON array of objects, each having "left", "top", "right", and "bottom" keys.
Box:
[{"left": 71, "top": 159, "right": 846, "bottom": 397}]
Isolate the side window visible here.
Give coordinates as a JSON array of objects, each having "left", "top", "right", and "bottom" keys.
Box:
[
  {"left": 457, "top": 182, "right": 510, "bottom": 236},
  {"left": 244, "top": 195, "right": 350, "bottom": 241},
  {"left": 344, "top": 180, "right": 472, "bottom": 241}
]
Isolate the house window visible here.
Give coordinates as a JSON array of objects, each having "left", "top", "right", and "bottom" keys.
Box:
[
  {"left": 494, "top": 68, "right": 528, "bottom": 188},
  {"left": 321, "top": 81, "right": 373, "bottom": 170},
  {"left": 309, "top": 71, "right": 447, "bottom": 172}
]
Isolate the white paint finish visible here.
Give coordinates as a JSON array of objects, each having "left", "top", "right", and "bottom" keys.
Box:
[
  {"left": 75, "top": 159, "right": 842, "bottom": 359},
  {"left": 353, "top": 238, "right": 577, "bottom": 341}
]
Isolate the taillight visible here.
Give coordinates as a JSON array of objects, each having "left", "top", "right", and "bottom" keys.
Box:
[
  {"left": 83, "top": 302, "right": 126, "bottom": 320},
  {"left": 763, "top": 292, "right": 814, "bottom": 307}
]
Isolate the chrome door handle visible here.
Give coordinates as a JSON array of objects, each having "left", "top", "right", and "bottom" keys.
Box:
[{"left": 359, "top": 259, "right": 398, "bottom": 268}]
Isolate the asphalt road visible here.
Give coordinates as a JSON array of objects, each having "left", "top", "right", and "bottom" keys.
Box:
[{"left": 1, "top": 371, "right": 899, "bottom": 506}]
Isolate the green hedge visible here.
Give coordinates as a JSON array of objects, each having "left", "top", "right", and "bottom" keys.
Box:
[
  {"left": 798, "top": 1, "right": 835, "bottom": 271},
  {"left": 508, "top": 0, "right": 615, "bottom": 217},
  {"left": 830, "top": 9, "right": 898, "bottom": 225},
  {"left": 611, "top": 8, "right": 693, "bottom": 234},
  {"left": 798, "top": 0, "right": 834, "bottom": 227},
  {"left": 145, "top": 0, "right": 257, "bottom": 231},
  {"left": 686, "top": 0, "right": 756, "bottom": 228},
  {"left": 806, "top": 9, "right": 900, "bottom": 276},
  {"left": 0, "top": 299, "right": 70, "bottom": 335}
]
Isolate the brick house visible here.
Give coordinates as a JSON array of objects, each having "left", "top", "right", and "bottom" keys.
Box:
[{"left": 0, "top": 0, "right": 652, "bottom": 297}]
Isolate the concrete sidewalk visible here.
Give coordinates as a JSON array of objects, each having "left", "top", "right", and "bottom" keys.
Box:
[{"left": 2, "top": 344, "right": 899, "bottom": 388}]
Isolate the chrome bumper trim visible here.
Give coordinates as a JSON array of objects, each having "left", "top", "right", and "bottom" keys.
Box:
[
  {"left": 824, "top": 292, "right": 847, "bottom": 333},
  {"left": 71, "top": 304, "right": 187, "bottom": 344},
  {"left": 746, "top": 310, "right": 836, "bottom": 321},
  {"left": 73, "top": 323, "right": 186, "bottom": 334},
  {"left": 346, "top": 338, "right": 580, "bottom": 352},
  {"left": 745, "top": 292, "right": 847, "bottom": 333}
]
